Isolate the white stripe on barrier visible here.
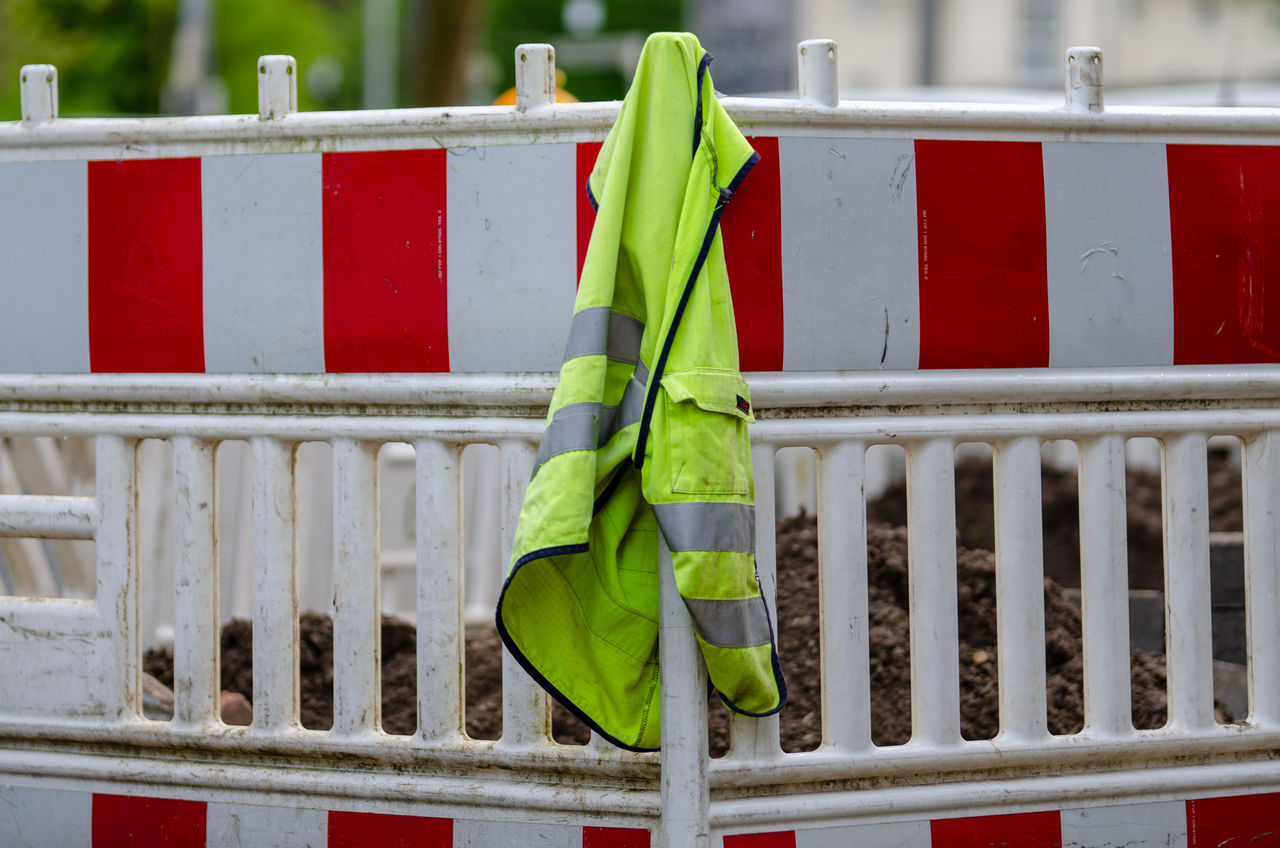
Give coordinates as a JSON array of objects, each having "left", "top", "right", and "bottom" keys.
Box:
[
  {"left": 779, "top": 137, "right": 920, "bottom": 371},
  {"left": 445, "top": 143, "right": 576, "bottom": 372},
  {"left": 0, "top": 784, "right": 91, "bottom": 848},
  {"left": 1059, "top": 801, "right": 1187, "bottom": 848},
  {"left": 0, "top": 160, "right": 90, "bottom": 373},
  {"left": 454, "top": 818, "right": 580, "bottom": 846},
  {"left": 205, "top": 801, "right": 327, "bottom": 848},
  {"left": 1043, "top": 142, "right": 1175, "bottom": 367},
  {"left": 793, "top": 819, "right": 931, "bottom": 847},
  {"left": 201, "top": 153, "right": 326, "bottom": 373}
]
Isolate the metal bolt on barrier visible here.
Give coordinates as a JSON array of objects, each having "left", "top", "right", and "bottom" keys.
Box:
[
  {"left": 515, "top": 44, "right": 556, "bottom": 112},
  {"left": 19, "top": 64, "right": 58, "bottom": 124},
  {"left": 1066, "top": 46, "right": 1103, "bottom": 112},
  {"left": 258, "top": 55, "right": 297, "bottom": 120},
  {"left": 798, "top": 39, "right": 839, "bottom": 107}
]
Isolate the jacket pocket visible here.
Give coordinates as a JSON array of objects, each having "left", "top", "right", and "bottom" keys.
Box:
[{"left": 660, "top": 369, "right": 754, "bottom": 495}]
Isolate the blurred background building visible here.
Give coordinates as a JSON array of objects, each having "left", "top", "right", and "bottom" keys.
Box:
[{"left": 4, "top": 0, "right": 1280, "bottom": 118}]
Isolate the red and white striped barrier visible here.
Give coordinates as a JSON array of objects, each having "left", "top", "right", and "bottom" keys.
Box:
[
  {"left": 4, "top": 785, "right": 1278, "bottom": 846},
  {"left": 1, "top": 138, "right": 1276, "bottom": 374}
]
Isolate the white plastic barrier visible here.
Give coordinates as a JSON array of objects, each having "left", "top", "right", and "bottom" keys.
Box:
[{"left": 2, "top": 42, "right": 1280, "bottom": 847}]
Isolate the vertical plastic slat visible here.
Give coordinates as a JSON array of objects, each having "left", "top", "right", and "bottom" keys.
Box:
[
  {"left": 727, "top": 443, "right": 782, "bottom": 759},
  {"left": 659, "top": 532, "right": 710, "bottom": 848},
  {"left": 171, "top": 436, "right": 219, "bottom": 727},
  {"left": 94, "top": 435, "right": 138, "bottom": 721},
  {"left": 818, "top": 440, "right": 871, "bottom": 750},
  {"left": 331, "top": 438, "right": 380, "bottom": 735},
  {"left": 416, "top": 438, "right": 465, "bottom": 742},
  {"left": 993, "top": 436, "right": 1048, "bottom": 740},
  {"left": 251, "top": 436, "right": 299, "bottom": 732},
  {"left": 1078, "top": 435, "right": 1132, "bottom": 736},
  {"left": 498, "top": 438, "right": 549, "bottom": 748},
  {"left": 1163, "top": 433, "right": 1215, "bottom": 729},
  {"left": 905, "top": 437, "right": 960, "bottom": 746},
  {"left": 1244, "top": 429, "right": 1280, "bottom": 726}
]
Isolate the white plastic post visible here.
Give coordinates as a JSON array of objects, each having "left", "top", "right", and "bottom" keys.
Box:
[
  {"left": 171, "top": 437, "right": 220, "bottom": 728},
  {"left": 659, "top": 533, "right": 710, "bottom": 848},
  {"left": 498, "top": 439, "right": 551, "bottom": 748},
  {"left": 905, "top": 438, "right": 961, "bottom": 746},
  {"left": 1244, "top": 430, "right": 1280, "bottom": 727},
  {"left": 993, "top": 436, "right": 1048, "bottom": 741},
  {"left": 515, "top": 44, "right": 556, "bottom": 112},
  {"left": 257, "top": 55, "right": 297, "bottom": 120},
  {"left": 1078, "top": 435, "right": 1133, "bottom": 736},
  {"left": 19, "top": 64, "right": 57, "bottom": 124},
  {"left": 331, "top": 438, "right": 381, "bottom": 736},
  {"left": 798, "top": 40, "right": 838, "bottom": 107},
  {"left": 1162, "top": 433, "right": 1215, "bottom": 731},
  {"left": 1066, "top": 46, "right": 1103, "bottom": 113}
]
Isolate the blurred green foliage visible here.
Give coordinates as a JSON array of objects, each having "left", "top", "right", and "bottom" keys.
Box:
[
  {"left": 0, "top": 0, "right": 361, "bottom": 118},
  {"left": 0, "top": 0, "right": 677, "bottom": 119},
  {"left": 0, "top": 0, "right": 177, "bottom": 116}
]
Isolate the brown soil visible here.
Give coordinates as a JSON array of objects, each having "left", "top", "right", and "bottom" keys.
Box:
[{"left": 144, "top": 455, "right": 1241, "bottom": 751}]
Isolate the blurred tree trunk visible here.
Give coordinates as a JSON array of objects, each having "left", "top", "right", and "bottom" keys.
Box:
[{"left": 403, "top": 0, "right": 486, "bottom": 106}]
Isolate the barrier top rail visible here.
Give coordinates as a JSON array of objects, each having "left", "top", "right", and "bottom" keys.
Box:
[{"left": 2, "top": 43, "right": 1279, "bottom": 376}]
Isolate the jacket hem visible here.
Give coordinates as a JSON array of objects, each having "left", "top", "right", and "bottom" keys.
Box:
[{"left": 495, "top": 542, "right": 660, "bottom": 753}]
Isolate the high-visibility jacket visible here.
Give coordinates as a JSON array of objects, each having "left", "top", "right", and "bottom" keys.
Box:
[{"left": 495, "top": 32, "right": 786, "bottom": 752}]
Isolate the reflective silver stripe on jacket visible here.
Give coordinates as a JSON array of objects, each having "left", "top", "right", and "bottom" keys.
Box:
[
  {"left": 532, "top": 402, "right": 600, "bottom": 474},
  {"left": 532, "top": 359, "right": 651, "bottom": 478},
  {"left": 599, "top": 369, "right": 647, "bottom": 444},
  {"left": 651, "top": 502, "right": 755, "bottom": 553},
  {"left": 562, "top": 307, "right": 644, "bottom": 364},
  {"left": 683, "top": 596, "right": 772, "bottom": 649}
]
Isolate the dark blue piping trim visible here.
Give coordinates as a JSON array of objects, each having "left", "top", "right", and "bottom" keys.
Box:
[
  {"left": 495, "top": 542, "right": 659, "bottom": 753},
  {"left": 592, "top": 464, "right": 628, "bottom": 516},
  {"left": 693, "top": 52, "right": 713, "bottom": 157},
  {"left": 585, "top": 177, "right": 599, "bottom": 213},
  {"left": 633, "top": 151, "right": 760, "bottom": 470}
]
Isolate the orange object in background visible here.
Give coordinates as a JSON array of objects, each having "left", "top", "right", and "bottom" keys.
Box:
[{"left": 493, "top": 68, "right": 579, "bottom": 104}]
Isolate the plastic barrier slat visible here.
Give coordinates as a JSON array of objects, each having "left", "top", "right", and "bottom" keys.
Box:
[
  {"left": 331, "top": 438, "right": 380, "bottom": 735},
  {"left": 816, "top": 440, "right": 871, "bottom": 750},
  {"left": 905, "top": 437, "right": 961, "bottom": 745},
  {"left": 1078, "top": 434, "right": 1133, "bottom": 736},
  {"left": 993, "top": 435, "right": 1048, "bottom": 740}
]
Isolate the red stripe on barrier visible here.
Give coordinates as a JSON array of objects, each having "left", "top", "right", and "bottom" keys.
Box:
[
  {"left": 722, "top": 136, "right": 785, "bottom": 372},
  {"left": 583, "top": 825, "right": 651, "bottom": 847},
  {"left": 1167, "top": 144, "right": 1280, "bottom": 364},
  {"left": 914, "top": 140, "right": 1049, "bottom": 369},
  {"left": 723, "top": 830, "right": 797, "bottom": 847},
  {"left": 577, "top": 141, "right": 604, "bottom": 285},
  {"left": 88, "top": 159, "right": 204, "bottom": 373},
  {"left": 931, "top": 809, "right": 1062, "bottom": 847},
  {"left": 1187, "top": 792, "right": 1280, "bottom": 847},
  {"left": 322, "top": 149, "right": 448, "bottom": 372},
  {"left": 328, "top": 811, "right": 451, "bottom": 847},
  {"left": 92, "top": 793, "right": 206, "bottom": 847}
]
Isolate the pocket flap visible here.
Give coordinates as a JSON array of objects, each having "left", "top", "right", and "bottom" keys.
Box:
[{"left": 660, "top": 369, "right": 755, "bottom": 423}]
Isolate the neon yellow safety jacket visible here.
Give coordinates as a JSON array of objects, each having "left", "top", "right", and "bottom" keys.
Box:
[{"left": 495, "top": 32, "right": 787, "bottom": 751}]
